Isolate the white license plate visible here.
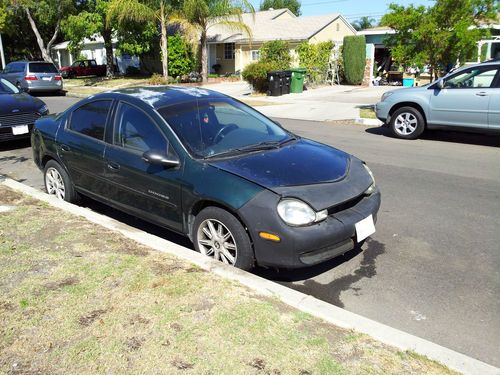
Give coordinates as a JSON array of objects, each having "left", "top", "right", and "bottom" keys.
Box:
[
  {"left": 355, "top": 214, "right": 376, "bottom": 242},
  {"left": 12, "top": 125, "right": 29, "bottom": 135},
  {"left": 42, "top": 77, "right": 52, "bottom": 81}
]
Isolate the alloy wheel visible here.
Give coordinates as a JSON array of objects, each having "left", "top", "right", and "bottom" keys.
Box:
[
  {"left": 394, "top": 112, "right": 418, "bottom": 136},
  {"left": 197, "top": 219, "right": 238, "bottom": 265},
  {"left": 45, "top": 167, "right": 66, "bottom": 200}
]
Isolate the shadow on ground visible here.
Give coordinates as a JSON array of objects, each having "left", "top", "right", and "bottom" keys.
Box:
[
  {"left": 0, "top": 138, "right": 31, "bottom": 152},
  {"left": 366, "top": 126, "right": 500, "bottom": 147}
]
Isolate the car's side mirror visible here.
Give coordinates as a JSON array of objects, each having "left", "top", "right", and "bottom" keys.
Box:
[
  {"left": 436, "top": 80, "right": 445, "bottom": 90},
  {"left": 142, "top": 150, "right": 179, "bottom": 168}
]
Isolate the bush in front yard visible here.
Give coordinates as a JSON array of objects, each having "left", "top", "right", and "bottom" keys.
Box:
[
  {"left": 168, "top": 33, "right": 196, "bottom": 78},
  {"left": 259, "top": 40, "right": 292, "bottom": 70},
  {"left": 242, "top": 61, "right": 278, "bottom": 93},
  {"left": 342, "top": 35, "right": 366, "bottom": 85},
  {"left": 297, "top": 40, "right": 334, "bottom": 84}
]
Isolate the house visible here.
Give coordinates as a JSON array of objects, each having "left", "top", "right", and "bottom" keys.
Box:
[
  {"left": 206, "top": 8, "right": 356, "bottom": 75},
  {"left": 50, "top": 36, "right": 139, "bottom": 73}
]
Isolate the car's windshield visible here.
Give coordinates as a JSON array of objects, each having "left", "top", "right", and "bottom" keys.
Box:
[
  {"left": 158, "top": 97, "right": 292, "bottom": 158},
  {"left": 0, "top": 78, "right": 20, "bottom": 94}
]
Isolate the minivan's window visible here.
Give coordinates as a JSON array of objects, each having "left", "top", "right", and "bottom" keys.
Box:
[
  {"left": 7, "top": 62, "right": 25, "bottom": 73},
  {"left": 444, "top": 68, "right": 498, "bottom": 89},
  {"left": 114, "top": 102, "right": 169, "bottom": 154},
  {"left": 158, "top": 98, "right": 291, "bottom": 158},
  {"left": 70, "top": 100, "right": 111, "bottom": 140},
  {"left": 0, "top": 78, "right": 19, "bottom": 94},
  {"left": 28, "top": 62, "right": 58, "bottom": 73}
]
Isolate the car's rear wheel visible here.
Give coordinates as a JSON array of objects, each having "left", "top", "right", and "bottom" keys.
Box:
[
  {"left": 44, "top": 160, "right": 78, "bottom": 203},
  {"left": 193, "top": 207, "right": 254, "bottom": 270},
  {"left": 390, "top": 106, "right": 425, "bottom": 139}
]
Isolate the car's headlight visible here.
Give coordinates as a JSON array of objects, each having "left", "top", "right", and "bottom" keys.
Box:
[
  {"left": 363, "top": 164, "right": 377, "bottom": 195},
  {"left": 38, "top": 104, "right": 49, "bottom": 115},
  {"left": 277, "top": 199, "right": 327, "bottom": 226},
  {"left": 381, "top": 91, "right": 394, "bottom": 102}
]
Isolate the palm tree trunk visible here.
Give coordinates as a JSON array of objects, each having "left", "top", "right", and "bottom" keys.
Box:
[
  {"left": 160, "top": 1, "right": 168, "bottom": 80},
  {"left": 102, "top": 27, "right": 115, "bottom": 78},
  {"left": 200, "top": 30, "right": 208, "bottom": 83}
]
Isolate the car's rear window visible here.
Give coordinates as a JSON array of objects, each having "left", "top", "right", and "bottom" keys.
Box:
[{"left": 28, "top": 63, "right": 58, "bottom": 73}]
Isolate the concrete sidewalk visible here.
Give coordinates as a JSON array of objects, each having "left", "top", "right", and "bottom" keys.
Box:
[{"left": 202, "top": 81, "right": 396, "bottom": 121}]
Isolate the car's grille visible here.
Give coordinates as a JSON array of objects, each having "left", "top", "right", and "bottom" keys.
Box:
[
  {"left": 327, "top": 194, "right": 366, "bottom": 215},
  {"left": 0, "top": 112, "right": 40, "bottom": 128}
]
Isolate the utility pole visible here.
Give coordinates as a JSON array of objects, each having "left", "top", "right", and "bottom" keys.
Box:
[{"left": 0, "top": 33, "right": 5, "bottom": 70}]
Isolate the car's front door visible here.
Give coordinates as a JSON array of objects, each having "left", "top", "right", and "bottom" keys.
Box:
[
  {"left": 428, "top": 66, "right": 499, "bottom": 128},
  {"left": 103, "top": 101, "right": 184, "bottom": 231},
  {"left": 57, "top": 99, "right": 112, "bottom": 197}
]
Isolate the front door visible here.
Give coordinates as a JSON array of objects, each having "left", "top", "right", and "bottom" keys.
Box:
[
  {"left": 103, "top": 101, "right": 183, "bottom": 231},
  {"left": 429, "top": 66, "right": 499, "bottom": 128}
]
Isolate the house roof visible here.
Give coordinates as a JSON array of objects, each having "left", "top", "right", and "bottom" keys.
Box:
[
  {"left": 207, "top": 9, "right": 353, "bottom": 44},
  {"left": 357, "top": 26, "right": 396, "bottom": 36}
]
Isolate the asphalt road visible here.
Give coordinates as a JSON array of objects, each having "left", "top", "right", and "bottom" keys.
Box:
[{"left": 1, "top": 95, "right": 499, "bottom": 367}]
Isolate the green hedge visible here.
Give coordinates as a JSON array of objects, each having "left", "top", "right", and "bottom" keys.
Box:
[
  {"left": 260, "top": 40, "right": 291, "bottom": 70},
  {"left": 297, "top": 41, "right": 334, "bottom": 84},
  {"left": 342, "top": 35, "right": 366, "bottom": 85},
  {"left": 242, "top": 61, "right": 278, "bottom": 93}
]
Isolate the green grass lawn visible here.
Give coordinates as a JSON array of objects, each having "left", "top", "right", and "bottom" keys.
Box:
[
  {"left": 0, "top": 186, "right": 457, "bottom": 375},
  {"left": 359, "top": 107, "right": 377, "bottom": 119}
]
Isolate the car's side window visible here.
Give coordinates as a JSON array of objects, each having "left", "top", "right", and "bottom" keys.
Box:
[
  {"left": 444, "top": 68, "right": 498, "bottom": 89},
  {"left": 114, "top": 102, "right": 173, "bottom": 156},
  {"left": 69, "top": 100, "right": 112, "bottom": 141}
]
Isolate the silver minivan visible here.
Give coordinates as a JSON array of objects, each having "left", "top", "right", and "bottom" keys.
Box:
[{"left": 0, "top": 61, "right": 64, "bottom": 94}]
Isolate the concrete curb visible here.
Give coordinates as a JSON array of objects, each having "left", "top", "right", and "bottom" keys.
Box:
[
  {"left": 2, "top": 176, "right": 498, "bottom": 375},
  {"left": 355, "top": 118, "right": 384, "bottom": 126}
]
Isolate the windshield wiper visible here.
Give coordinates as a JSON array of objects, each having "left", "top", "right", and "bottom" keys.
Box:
[{"left": 204, "top": 141, "right": 282, "bottom": 159}]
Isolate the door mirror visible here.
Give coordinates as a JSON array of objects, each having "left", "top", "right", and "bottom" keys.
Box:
[
  {"left": 436, "top": 79, "right": 445, "bottom": 89},
  {"left": 142, "top": 150, "right": 179, "bottom": 168}
]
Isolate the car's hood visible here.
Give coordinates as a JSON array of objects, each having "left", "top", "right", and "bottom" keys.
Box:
[
  {"left": 0, "top": 93, "right": 44, "bottom": 115},
  {"left": 208, "top": 139, "right": 350, "bottom": 189}
]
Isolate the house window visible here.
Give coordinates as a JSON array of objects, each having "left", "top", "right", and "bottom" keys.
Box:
[
  {"left": 224, "top": 43, "right": 235, "bottom": 60},
  {"left": 251, "top": 50, "right": 260, "bottom": 61}
]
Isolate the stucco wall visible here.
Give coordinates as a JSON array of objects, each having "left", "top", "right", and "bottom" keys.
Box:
[
  {"left": 309, "top": 18, "right": 355, "bottom": 44},
  {"left": 214, "top": 43, "right": 236, "bottom": 74}
]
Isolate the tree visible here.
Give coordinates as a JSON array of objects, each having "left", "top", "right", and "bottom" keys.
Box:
[
  {"left": 63, "top": 0, "right": 116, "bottom": 77},
  {"left": 108, "top": 0, "right": 171, "bottom": 79},
  {"left": 9, "top": 0, "right": 73, "bottom": 63},
  {"left": 381, "top": 0, "right": 497, "bottom": 80},
  {"left": 352, "top": 16, "right": 376, "bottom": 31},
  {"left": 342, "top": 35, "right": 366, "bottom": 85},
  {"left": 182, "top": 0, "right": 254, "bottom": 82},
  {"left": 259, "top": 0, "right": 301, "bottom": 17}
]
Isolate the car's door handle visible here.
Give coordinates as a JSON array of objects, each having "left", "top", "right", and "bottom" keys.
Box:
[
  {"left": 107, "top": 161, "right": 120, "bottom": 171},
  {"left": 475, "top": 92, "right": 488, "bottom": 97},
  {"left": 60, "top": 144, "right": 70, "bottom": 152}
]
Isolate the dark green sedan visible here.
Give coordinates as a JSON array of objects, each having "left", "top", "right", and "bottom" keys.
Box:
[{"left": 32, "top": 86, "right": 380, "bottom": 270}]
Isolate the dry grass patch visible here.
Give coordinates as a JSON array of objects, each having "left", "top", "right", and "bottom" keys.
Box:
[{"left": 0, "top": 186, "right": 457, "bottom": 375}]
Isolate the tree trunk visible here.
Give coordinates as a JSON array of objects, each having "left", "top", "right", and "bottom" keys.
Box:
[
  {"left": 102, "top": 27, "right": 115, "bottom": 78},
  {"left": 25, "top": 7, "right": 61, "bottom": 63},
  {"left": 160, "top": 1, "right": 168, "bottom": 80},
  {"left": 200, "top": 30, "right": 208, "bottom": 83}
]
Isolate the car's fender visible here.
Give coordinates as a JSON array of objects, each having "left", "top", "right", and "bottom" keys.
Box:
[{"left": 385, "top": 87, "right": 433, "bottom": 123}]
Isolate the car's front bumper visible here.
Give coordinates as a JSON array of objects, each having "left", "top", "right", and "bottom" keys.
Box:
[
  {"left": 375, "top": 101, "right": 390, "bottom": 124},
  {"left": 238, "top": 189, "right": 381, "bottom": 269}
]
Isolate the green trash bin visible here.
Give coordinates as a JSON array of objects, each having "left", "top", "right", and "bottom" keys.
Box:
[{"left": 290, "top": 68, "right": 306, "bottom": 93}]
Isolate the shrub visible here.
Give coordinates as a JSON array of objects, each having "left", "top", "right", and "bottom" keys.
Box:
[
  {"left": 167, "top": 33, "right": 195, "bottom": 78},
  {"left": 259, "top": 40, "right": 291, "bottom": 70},
  {"left": 297, "top": 41, "right": 334, "bottom": 84},
  {"left": 147, "top": 73, "right": 176, "bottom": 85},
  {"left": 342, "top": 35, "right": 366, "bottom": 85},
  {"left": 242, "top": 61, "right": 278, "bottom": 93}
]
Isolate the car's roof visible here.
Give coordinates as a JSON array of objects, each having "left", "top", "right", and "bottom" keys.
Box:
[{"left": 97, "top": 86, "right": 229, "bottom": 109}]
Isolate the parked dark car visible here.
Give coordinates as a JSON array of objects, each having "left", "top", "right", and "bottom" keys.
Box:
[
  {"left": 0, "top": 61, "right": 63, "bottom": 94},
  {"left": 59, "top": 59, "right": 107, "bottom": 78},
  {"left": 0, "top": 78, "right": 49, "bottom": 141},
  {"left": 32, "top": 87, "right": 380, "bottom": 270}
]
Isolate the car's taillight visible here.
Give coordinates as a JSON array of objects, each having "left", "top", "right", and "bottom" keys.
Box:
[
  {"left": 54, "top": 75, "right": 62, "bottom": 81},
  {"left": 24, "top": 75, "right": 38, "bottom": 81}
]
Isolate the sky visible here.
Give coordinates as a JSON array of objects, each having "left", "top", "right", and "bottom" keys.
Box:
[{"left": 251, "top": 0, "right": 436, "bottom": 20}]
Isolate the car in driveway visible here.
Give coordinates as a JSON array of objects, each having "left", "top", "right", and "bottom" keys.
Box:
[
  {"left": 0, "top": 78, "right": 49, "bottom": 141},
  {"left": 376, "top": 61, "right": 500, "bottom": 139},
  {"left": 31, "top": 86, "right": 380, "bottom": 270},
  {"left": 59, "top": 59, "right": 107, "bottom": 78},
  {"left": 0, "top": 61, "right": 64, "bottom": 94}
]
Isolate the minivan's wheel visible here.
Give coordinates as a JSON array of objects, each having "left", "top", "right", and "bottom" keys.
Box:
[
  {"left": 44, "top": 160, "right": 78, "bottom": 203},
  {"left": 193, "top": 207, "right": 254, "bottom": 270},
  {"left": 390, "top": 106, "right": 425, "bottom": 140}
]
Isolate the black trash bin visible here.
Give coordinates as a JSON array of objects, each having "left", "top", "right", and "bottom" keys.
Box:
[
  {"left": 267, "top": 71, "right": 283, "bottom": 96},
  {"left": 282, "top": 70, "right": 292, "bottom": 95}
]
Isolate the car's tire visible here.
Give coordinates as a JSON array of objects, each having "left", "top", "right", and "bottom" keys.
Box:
[
  {"left": 390, "top": 106, "right": 425, "bottom": 140},
  {"left": 193, "top": 207, "right": 254, "bottom": 270},
  {"left": 44, "top": 160, "right": 78, "bottom": 203}
]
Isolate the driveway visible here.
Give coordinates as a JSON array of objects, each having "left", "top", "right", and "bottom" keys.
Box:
[{"left": 1, "top": 95, "right": 499, "bottom": 367}]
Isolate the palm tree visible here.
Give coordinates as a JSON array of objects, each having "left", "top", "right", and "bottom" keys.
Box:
[
  {"left": 108, "top": 0, "right": 171, "bottom": 79},
  {"left": 182, "top": 0, "right": 254, "bottom": 82},
  {"left": 352, "top": 16, "right": 377, "bottom": 31}
]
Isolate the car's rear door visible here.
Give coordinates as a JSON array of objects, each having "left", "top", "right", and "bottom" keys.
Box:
[
  {"left": 428, "top": 66, "right": 498, "bottom": 128},
  {"left": 102, "top": 101, "right": 183, "bottom": 231},
  {"left": 488, "top": 67, "right": 500, "bottom": 130},
  {"left": 57, "top": 99, "right": 112, "bottom": 196}
]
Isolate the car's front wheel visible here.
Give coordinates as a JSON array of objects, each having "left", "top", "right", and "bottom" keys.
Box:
[
  {"left": 44, "top": 160, "right": 78, "bottom": 203},
  {"left": 193, "top": 207, "right": 254, "bottom": 270},
  {"left": 390, "top": 106, "right": 425, "bottom": 139}
]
